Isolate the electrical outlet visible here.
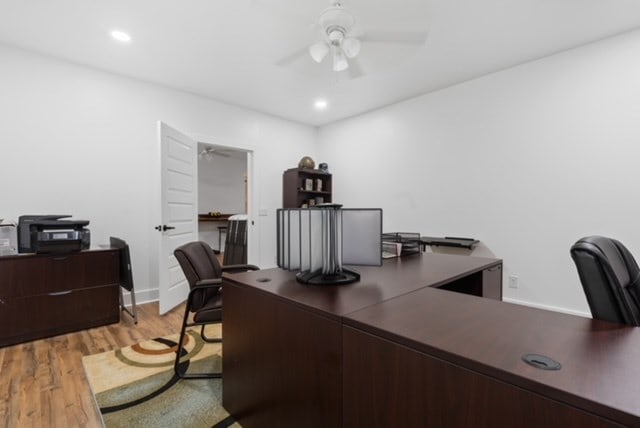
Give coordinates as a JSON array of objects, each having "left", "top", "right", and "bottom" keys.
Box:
[{"left": 508, "top": 275, "right": 519, "bottom": 289}]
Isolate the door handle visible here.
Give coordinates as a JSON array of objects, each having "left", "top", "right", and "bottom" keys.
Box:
[{"left": 155, "top": 225, "right": 176, "bottom": 232}]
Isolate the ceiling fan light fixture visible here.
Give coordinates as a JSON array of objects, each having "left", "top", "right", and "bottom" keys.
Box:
[
  {"left": 309, "top": 41, "right": 330, "bottom": 63},
  {"left": 342, "top": 37, "right": 361, "bottom": 58},
  {"left": 332, "top": 47, "right": 349, "bottom": 71}
]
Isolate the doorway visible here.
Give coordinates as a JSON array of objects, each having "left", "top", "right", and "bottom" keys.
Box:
[
  {"left": 158, "top": 122, "right": 254, "bottom": 315},
  {"left": 196, "top": 142, "right": 249, "bottom": 259}
]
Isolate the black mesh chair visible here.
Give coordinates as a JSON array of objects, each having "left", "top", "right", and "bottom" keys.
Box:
[
  {"left": 223, "top": 215, "right": 248, "bottom": 265},
  {"left": 110, "top": 237, "right": 138, "bottom": 324},
  {"left": 570, "top": 236, "right": 640, "bottom": 326},
  {"left": 173, "top": 240, "right": 259, "bottom": 379}
]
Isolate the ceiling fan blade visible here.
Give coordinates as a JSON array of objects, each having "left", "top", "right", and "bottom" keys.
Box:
[
  {"left": 359, "top": 29, "right": 428, "bottom": 45},
  {"left": 275, "top": 47, "right": 310, "bottom": 67},
  {"left": 347, "top": 56, "right": 365, "bottom": 79}
]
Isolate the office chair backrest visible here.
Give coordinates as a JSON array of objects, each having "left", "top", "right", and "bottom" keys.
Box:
[
  {"left": 223, "top": 216, "right": 248, "bottom": 265},
  {"left": 110, "top": 236, "right": 134, "bottom": 291},
  {"left": 174, "top": 241, "right": 223, "bottom": 310},
  {"left": 570, "top": 236, "right": 640, "bottom": 326}
]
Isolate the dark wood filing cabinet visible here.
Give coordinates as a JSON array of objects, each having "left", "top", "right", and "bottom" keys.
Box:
[{"left": 0, "top": 248, "right": 120, "bottom": 347}]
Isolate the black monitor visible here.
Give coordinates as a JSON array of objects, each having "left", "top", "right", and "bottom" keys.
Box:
[{"left": 277, "top": 204, "right": 382, "bottom": 285}]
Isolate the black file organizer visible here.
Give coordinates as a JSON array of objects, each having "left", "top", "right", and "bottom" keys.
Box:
[
  {"left": 420, "top": 236, "right": 479, "bottom": 250},
  {"left": 382, "top": 232, "right": 422, "bottom": 258}
]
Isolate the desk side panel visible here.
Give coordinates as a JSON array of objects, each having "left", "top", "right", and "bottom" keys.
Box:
[
  {"left": 343, "top": 326, "right": 623, "bottom": 428},
  {"left": 223, "top": 280, "right": 342, "bottom": 428}
]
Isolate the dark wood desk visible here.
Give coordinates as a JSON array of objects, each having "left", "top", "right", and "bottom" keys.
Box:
[
  {"left": 222, "top": 253, "right": 502, "bottom": 427},
  {"left": 343, "top": 286, "right": 640, "bottom": 427}
]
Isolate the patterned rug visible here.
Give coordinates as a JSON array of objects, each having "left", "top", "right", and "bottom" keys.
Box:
[{"left": 82, "top": 325, "right": 240, "bottom": 428}]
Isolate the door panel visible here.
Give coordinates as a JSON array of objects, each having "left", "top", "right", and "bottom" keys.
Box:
[{"left": 159, "top": 122, "right": 198, "bottom": 314}]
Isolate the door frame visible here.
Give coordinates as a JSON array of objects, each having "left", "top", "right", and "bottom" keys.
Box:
[{"left": 190, "top": 136, "right": 256, "bottom": 266}]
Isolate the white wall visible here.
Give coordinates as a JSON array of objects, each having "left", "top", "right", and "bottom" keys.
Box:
[
  {"left": 198, "top": 150, "right": 246, "bottom": 215},
  {"left": 0, "top": 44, "right": 317, "bottom": 303},
  {"left": 318, "top": 29, "right": 640, "bottom": 316}
]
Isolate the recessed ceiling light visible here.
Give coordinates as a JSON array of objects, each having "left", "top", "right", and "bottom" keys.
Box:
[
  {"left": 110, "top": 30, "right": 131, "bottom": 43},
  {"left": 314, "top": 99, "right": 328, "bottom": 110}
]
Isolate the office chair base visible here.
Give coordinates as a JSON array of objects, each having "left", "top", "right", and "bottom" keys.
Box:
[
  {"left": 175, "top": 313, "right": 223, "bottom": 379},
  {"left": 175, "top": 370, "right": 222, "bottom": 380},
  {"left": 200, "top": 325, "right": 222, "bottom": 343}
]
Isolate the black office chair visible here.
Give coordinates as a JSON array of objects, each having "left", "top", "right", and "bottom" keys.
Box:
[
  {"left": 110, "top": 237, "right": 138, "bottom": 324},
  {"left": 173, "top": 240, "right": 259, "bottom": 379},
  {"left": 223, "top": 215, "right": 248, "bottom": 265},
  {"left": 570, "top": 236, "right": 640, "bottom": 326}
]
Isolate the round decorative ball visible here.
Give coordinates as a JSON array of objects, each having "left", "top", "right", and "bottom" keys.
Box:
[{"left": 298, "top": 156, "right": 315, "bottom": 169}]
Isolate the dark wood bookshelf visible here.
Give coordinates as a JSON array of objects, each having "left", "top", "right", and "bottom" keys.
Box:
[{"left": 282, "top": 168, "right": 332, "bottom": 208}]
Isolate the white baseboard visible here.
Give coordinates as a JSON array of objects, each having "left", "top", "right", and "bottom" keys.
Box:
[
  {"left": 120, "top": 287, "right": 159, "bottom": 306},
  {"left": 502, "top": 297, "right": 591, "bottom": 318}
]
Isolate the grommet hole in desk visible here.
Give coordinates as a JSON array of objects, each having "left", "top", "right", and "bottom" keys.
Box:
[{"left": 522, "top": 353, "right": 562, "bottom": 370}]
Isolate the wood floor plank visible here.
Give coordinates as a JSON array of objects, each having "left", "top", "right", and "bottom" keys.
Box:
[{"left": 0, "top": 301, "right": 185, "bottom": 427}]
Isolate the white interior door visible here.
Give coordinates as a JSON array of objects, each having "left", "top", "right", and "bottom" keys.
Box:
[{"left": 158, "top": 121, "right": 198, "bottom": 314}]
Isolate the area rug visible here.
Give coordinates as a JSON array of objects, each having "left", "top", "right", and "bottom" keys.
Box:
[{"left": 82, "top": 325, "right": 240, "bottom": 428}]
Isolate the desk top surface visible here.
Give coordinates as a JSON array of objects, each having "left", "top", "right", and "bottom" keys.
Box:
[
  {"left": 344, "top": 286, "right": 640, "bottom": 426},
  {"left": 223, "top": 253, "right": 501, "bottom": 320},
  {"left": 0, "top": 246, "right": 117, "bottom": 260}
]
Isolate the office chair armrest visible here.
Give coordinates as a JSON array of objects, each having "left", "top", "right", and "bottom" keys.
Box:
[
  {"left": 187, "top": 280, "right": 222, "bottom": 310},
  {"left": 194, "top": 278, "right": 223, "bottom": 288},
  {"left": 221, "top": 264, "right": 260, "bottom": 274}
]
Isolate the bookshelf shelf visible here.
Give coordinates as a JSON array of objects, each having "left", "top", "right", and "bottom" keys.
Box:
[{"left": 283, "top": 168, "right": 333, "bottom": 208}]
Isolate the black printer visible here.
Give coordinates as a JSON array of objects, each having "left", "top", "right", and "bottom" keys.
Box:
[{"left": 18, "top": 215, "right": 90, "bottom": 254}]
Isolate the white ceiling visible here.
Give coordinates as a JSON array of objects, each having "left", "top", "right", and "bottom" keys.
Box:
[{"left": 1, "top": 0, "right": 640, "bottom": 126}]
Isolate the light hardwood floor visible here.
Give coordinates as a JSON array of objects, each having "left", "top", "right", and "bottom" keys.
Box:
[{"left": 0, "top": 301, "right": 186, "bottom": 427}]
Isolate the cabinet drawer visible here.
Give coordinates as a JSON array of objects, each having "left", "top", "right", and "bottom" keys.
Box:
[
  {"left": 0, "top": 249, "right": 119, "bottom": 297},
  {"left": 0, "top": 284, "right": 119, "bottom": 346}
]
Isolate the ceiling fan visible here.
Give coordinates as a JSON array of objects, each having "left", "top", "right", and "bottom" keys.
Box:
[
  {"left": 276, "top": 0, "right": 429, "bottom": 76},
  {"left": 199, "top": 146, "right": 231, "bottom": 160},
  {"left": 308, "top": 1, "right": 361, "bottom": 72}
]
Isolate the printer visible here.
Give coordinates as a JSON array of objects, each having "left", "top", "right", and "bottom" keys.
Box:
[{"left": 18, "top": 215, "right": 90, "bottom": 254}]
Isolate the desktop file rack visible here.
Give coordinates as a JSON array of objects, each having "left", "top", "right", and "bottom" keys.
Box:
[{"left": 382, "top": 232, "right": 422, "bottom": 258}]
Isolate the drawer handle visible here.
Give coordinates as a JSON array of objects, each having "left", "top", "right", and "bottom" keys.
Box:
[
  {"left": 48, "top": 290, "right": 73, "bottom": 296},
  {"left": 52, "top": 257, "right": 69, "bottom": 261}
]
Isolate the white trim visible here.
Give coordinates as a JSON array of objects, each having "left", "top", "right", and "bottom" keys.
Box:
[
  {"left": 503, "top": 297, "right": 591, "bottom": 318},
  {"left": 121, "top": 288, "right": 159, "bottom": 306}
]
